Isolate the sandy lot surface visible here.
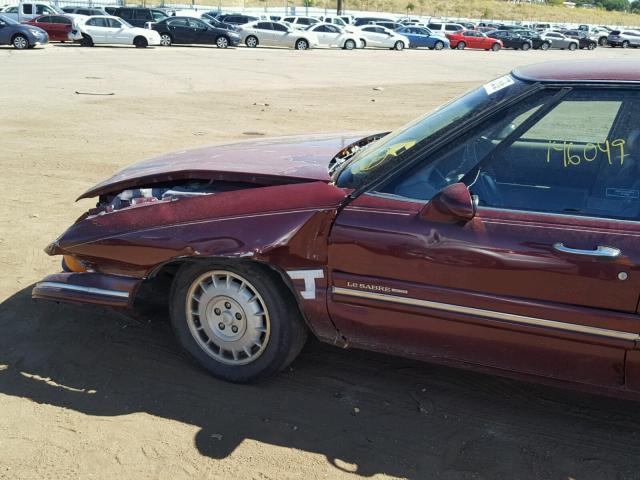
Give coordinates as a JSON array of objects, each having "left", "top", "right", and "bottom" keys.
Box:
[{"left": 1, "top": 44, "right": 640, "bottom": 480}]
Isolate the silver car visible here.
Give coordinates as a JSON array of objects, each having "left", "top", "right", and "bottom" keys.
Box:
[
  {"left": 541, "top": 31, "right": 579, "bottom": 50},
  {"left": 239, "top": 20, "right": 317, "bottom": 50},
  {"left": 608, "top": 30, "right": 640, "bottom": 48}
]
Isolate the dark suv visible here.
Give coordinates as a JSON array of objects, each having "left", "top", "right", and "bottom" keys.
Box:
[
  {"left": 216, "top": 14, "right": 258, "bottom": 25},
  {"left": 113, "top": 7, "right": 168, "bottom": 27}
]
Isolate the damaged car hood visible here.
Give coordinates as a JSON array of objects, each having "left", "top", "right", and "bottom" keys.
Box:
[{"left": 78, "top": 133, "right": 371, "bottom": 200}]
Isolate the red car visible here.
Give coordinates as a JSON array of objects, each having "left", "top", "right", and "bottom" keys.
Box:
[
  {"left": 447, "top": 29, "right": 503, "bottom": 50},
  {"left": 26, "top": 14, "right": 75, "bottom": 42},
  {"left": 34, "top": 60, "right": 640, "bottom": 398}
]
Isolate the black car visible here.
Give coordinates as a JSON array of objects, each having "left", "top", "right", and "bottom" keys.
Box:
[
  {"left": 152, "top": 16, "right": 241, "bottom": 48},
  {"left": 353, "top": 16, "right": 394, "bottom": 27},
  {"left": 61, "top": 6, "right": 104, "bottom": 15},
  {"left": 216, "top": 14, "right": 258, "bottom": 25},
  {"left": 512, "top": 29, "right": 551, "bottom": 50},
  {"left": 0, "top": 13, "right": 48, "bottom": 49},
  {"left": 563, "top": 30, "right": 598, "bottom": 50},
  {"left": 113, "top": 7, "right": 168, "bottom": 28},
  {"left": 487, "top": 30, "right": 533, "bottom": 50}
]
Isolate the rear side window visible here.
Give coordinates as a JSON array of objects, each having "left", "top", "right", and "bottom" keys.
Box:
[
  {"left": 86, "top": 17, "right": 108, "bottom": 27},
  {"left": 118, "top": 9, "right": 132, "bottom": 18},
  {"left": 133, "top": 10, "right": 151, "bottom": 20},
  {"left": 272, "top": 23, "right": 288, "bottom": 31},
  {"left": 167, "top": 18, "right": 187, "bottom": 27},
  {"left": 255, "top": 22, "right": 272, "bottom": 30},
  {"left": 23, "top": 4, "right": 33, "bottom": 14},
  {"left": 37, "top": 15, "right": 51, "bottom": 23}
]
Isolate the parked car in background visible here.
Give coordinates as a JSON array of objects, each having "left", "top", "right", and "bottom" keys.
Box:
[
  {"left": 578, "top": 24, "right": 610, "bottom": 45},
  {"left": 281, "top": 16, "right": 319, "bottom": 30},
  {"left": 353, "top": 16, "right": 394, "bottom": 27},
  {"left": 427, "top": 22, "right": 464, "bottom": 34},
  {"left": 26, "top": 14, "right": 75, "bottom": 42},
  {"left": 563, "top": 30, "right": 597, "bottom": 50},
  {"left": 1, "top": 2, "right": 63, "bottom": 21},
  {"left": 201, "top": 13, "right": 237, "bottom": 31},
  {"left": 0, "top": 13, "right": 47, "bottom": 48},
  {"left": 238, "top": 20, "right": 316, "bottom": 50},
  {"left": 317, "top": 15, "right": 349, "bottom": 27},
  {"left": 62, "top": 6, "right": 105, "bottom": 16},
  {"left": 305, "top": 23, "right": 360, "bottom": 49},
  {"left": 608, "top": 30, "right": 640, "bottom": 48},
  {"left": 152, "top": 16, "right": 240, "bottom": 48},
  {"left": 70, "top": 15, "right": 161, "bottom": 47},
  {"left": 447, "top": 29, "right": 502, "bottom": 50},
  {"left": 512, "top": 29, "right": 551, "bottom": 50},
  {"left": 112, "top": 7, "right": 167, "bottom": 28},
  {"left": 374, "top": 21, "right": 403, "bottom": 31},
  {"left": 358, "top": 25, "right": 408, "bottom": 50},
  {"left": 339, "top": 15, "right": 354, "bottom": 24},
  {"left": 217, "top": 13, "right": 258, "bottom": 26},
  {"left": 541, "top": 31, "right": 578, "bottom": 50},
  {"left": 487, "top": 30, "right": 533, "bottom": 50},
  {"left": 395, "top": 26, "right": 449, "bottom": 49}
]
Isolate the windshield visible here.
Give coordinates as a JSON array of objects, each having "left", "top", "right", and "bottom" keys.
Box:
[
  {"left": 0, "top": 14, "right": 18, "bottom": 24},
  {"left": 119, "top": 18, "right": 133, "bottom": 28},
  {"left": 335, "top": 75, "right": 531, "bottom": 189}
]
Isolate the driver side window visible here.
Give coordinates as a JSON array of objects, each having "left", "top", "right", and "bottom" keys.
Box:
[{"left": 377, "top": 90, "right": 555, "bottom": 202}]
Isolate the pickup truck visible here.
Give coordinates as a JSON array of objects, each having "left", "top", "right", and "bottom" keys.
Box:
[{"left": 1, "top": 2, "right": 64, "bottom": 21}]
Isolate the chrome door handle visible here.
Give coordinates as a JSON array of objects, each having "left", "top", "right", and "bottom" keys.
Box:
[{"left": 553, "top": 243, "right": 621, "bottom": 258}]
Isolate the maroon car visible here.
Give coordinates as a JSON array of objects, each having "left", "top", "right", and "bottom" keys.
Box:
[
  {"left": 26, "top": 14, "right": 75, "bottom": 42},
  {"left": 34, "top": 60, "right": 640, "bottom": 397}
]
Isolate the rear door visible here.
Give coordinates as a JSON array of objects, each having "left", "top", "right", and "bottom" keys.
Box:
[
  {"left": 254, "top": 21, "right": 275, "bottom": 45},
  {"left": 83, "top": 17, "right": 107, "bottom": 42},
  {"left": 186, "top": 17, "right": 210, "bottom": 44},
  {"left": 328, "top": 85, "right": 640, "bottom": 389},
  {"left": 165, "top": 17, "right": 190, "bottom": 43}
]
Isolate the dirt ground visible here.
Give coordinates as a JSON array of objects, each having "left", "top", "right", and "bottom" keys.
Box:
[{"left": 2, "top": 44, "right": 640, "bottom": 480}]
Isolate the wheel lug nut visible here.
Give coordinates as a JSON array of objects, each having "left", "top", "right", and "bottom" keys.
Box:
[
  {"left": 214, "top": 308, "right": 221, "bottom": 315},
  {"left": 218, "top": 322, "right": 225, "bottom": 330},
  {"left": 235, "top": 313, "right": 242, "bottom": 320},
  {"left": 231, "top": 326, "right": 238, "bottom": 333},
  {"left": 225, "top": 302, "right": 231, "bottom": 309}
]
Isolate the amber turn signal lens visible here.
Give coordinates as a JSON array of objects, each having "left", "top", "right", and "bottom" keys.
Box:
[{"left": 63, "top": 255, "right": 86, "bottom": 273}]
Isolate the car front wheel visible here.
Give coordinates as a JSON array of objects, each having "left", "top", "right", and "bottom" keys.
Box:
[
  {"left": 456, "top": 41, "right": 466, "bottom": 50},
  {"left": 568, "top": 42, "right": 577, "bottom": 51},
  {"left": 245, "top": 35, "right": 258, "bottom": 48},
  {"left": 343, "top": 39, "right": 356, "bottom": 50},
  {"left": 622, "top": 40, "right": 629, "bottom": 48},
  {"left": 540, "top": 42, "right": 550, "bottom": 50},
  {"left": 12, "top": 34, "right": 29, "bottom": 50},
  {"left": 491, "top": 43, "right": 500, "bottom": 51},
  {"left": 133, "top": 36, "right": 148, "bottom": 48},
  {"left": 216, "top": 36, "right": 229, "bottom": 48},
  {"left": 295, "top": 38, "right": 309, "bottom": 50},
  {"left": 159, "top": 33, "right": 172, "bottom": 46},
  {"left": 434, "top": 40, "right": 444, "bottom": 50},
  {"left": 587, "top": 42, "right": 596, "bottom": 50},
  {"left": 170, "top": 262, "right": 308, "bottom": 383},
  {"left": 521, "top": 42, "right": 531, "bottom": 51},
  {"left": 393, "top": 40, "right": 404, "bottom": 50}
]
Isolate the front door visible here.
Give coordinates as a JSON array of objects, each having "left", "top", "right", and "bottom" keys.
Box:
[{"left": 327, "top": 86, "right": 640, "bottom": 389}]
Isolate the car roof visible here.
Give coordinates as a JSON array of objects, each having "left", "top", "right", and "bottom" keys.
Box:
[{"left": 512, "top": 60, "right": 640, "bottom": 83}]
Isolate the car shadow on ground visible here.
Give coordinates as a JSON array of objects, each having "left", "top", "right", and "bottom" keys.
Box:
[{"left": 1, "top": 286, "right": 640, "bottom": 479}]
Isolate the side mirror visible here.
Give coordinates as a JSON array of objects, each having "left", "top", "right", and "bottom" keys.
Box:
[{"left": 419, "top": 182, "right": 476, "bottom": 223}]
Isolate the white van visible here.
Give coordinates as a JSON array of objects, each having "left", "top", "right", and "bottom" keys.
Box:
[{"left": 1, "top": 2, "right": 64, "bottom": 21}]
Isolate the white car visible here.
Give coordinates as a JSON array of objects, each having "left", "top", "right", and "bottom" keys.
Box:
[
  {"left": 239, "top": 20, "right": 316, "bottom": 50},
  {"left": 281, "top": 15, "right": 319, "bottom": 30},
  {"left": 358, "top": 25, "right": 409, "bottom": 50},
  {"left": 69, "top": 15, "right": 161, "bottom": 47},
  {"left": 306, "top": 23, "right": 361, "bottom": 49}
]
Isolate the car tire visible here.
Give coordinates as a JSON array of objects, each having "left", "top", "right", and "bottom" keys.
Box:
[
  {"left": 540, "top": 41, "right": 550, "bottom": 50},
  {"left": 587, "top": 42, "right": 596, "bottom": 50},
  {"left": 622, "top": 40, "right": 629, "bottom": 48},
  {"left": 568, "top": 42, "right": 577, "bottom": 51},
  {"left": 343, "top": 39, "right": 356, "bottom": 50},
  {"left": 80, "top": 34, "right": 93, "bottom": 47},
  {"left": 599, "top": 37, "right": 607, "bottom": 46},
  {"left": 216, "top": 35, "right": 229, "bottom": 48},
  {"left": 434, "top": 40, "right": 444, "bottom": 50},
  {"left": 456, "top": 41, "right": 466, "bottom": 50},
  {"left": 521, "top": 42, "right": 531, "bottom": 51},
  {"left": 133, "top": 36, "right": 148, "bottom": 48},
  {"left": 295, "top": 38, "right": 309, "bottom": 50},
  {"left": 12, "top": 34, "right": 29, "bottom": 50},
  {"left": 159, "top": 33, "right": 172, "bottom": 46},
  {"left": 245, "top": 35, "right": 258, "bottom": 48},
  {"left": 393, "top": 40, "right": 404, "bottom": 50},
  {"left": 169, "top": 261, "right": 308, "bottom": 383},
  {"left": 491, "top": 43, "right": 500, "bottom": 51},
  {"left": 360, "top": 39, "right": 366, "bottom": 48}
]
